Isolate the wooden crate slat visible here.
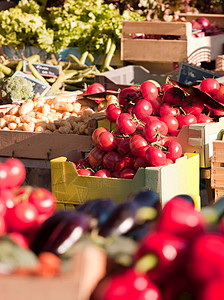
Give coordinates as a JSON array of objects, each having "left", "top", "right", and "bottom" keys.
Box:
[
  {"left": 215, "top": 188, "right": 224, "bottom": 202},
  {"left": 121, "top": 39, "right": 188, "bottom": 62},
  {"left": 0, "top": 131, "right": 92, "bottom": 160},
  {"left": 211, "top": 140, "right": 224, "bottom": 189},
  {"left": 122, "top": 21, "right": 192, "bottom": 38}
]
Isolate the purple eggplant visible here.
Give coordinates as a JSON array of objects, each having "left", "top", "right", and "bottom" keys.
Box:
[
  {"left": 76, "top": 198, "right": 118, "bottom": 228},
  {"left": 98, "top": 201, "right": 139, "bottom": 237},
  {"left": 31, "top": 210, "right": 90, "bottom": 256}
]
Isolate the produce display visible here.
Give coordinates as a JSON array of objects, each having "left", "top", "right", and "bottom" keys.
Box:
[
  {"left": 1, "top": 1, "right": 224, "bottom": 298},
  {"left": 0, "top": 81, "right": 119, "bottom": 134},
  {"left": 73, "top": 77, "right": 224, "bottom": 177},
  {"left": 1, "top": 173, "right": 223, "bottom": 300}
]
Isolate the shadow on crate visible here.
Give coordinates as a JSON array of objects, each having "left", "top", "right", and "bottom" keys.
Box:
[{"left": 23, "top": 167, "right": 51, "bottom": 191}]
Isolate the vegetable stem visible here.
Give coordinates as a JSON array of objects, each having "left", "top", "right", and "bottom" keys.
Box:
[{"left": 100, "top": 40, "right": 116, "bottom": 72}]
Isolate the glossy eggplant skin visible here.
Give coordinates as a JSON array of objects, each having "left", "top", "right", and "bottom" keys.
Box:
[
  {"left": 98, "top": 201, "right": 139, "bottom": 237},
  {"left": 126, "top": 188, "right": 161, "bottom": 212},
  {"left": 76, "top": 198, "right": 118, "bottom": 228},
  {"left": 31, "top": 210, "right": 90, "bottom": 256}
]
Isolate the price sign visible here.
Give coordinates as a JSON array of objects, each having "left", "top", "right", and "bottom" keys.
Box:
[
  {"left": 23, "top": 61, "right": 62, "bottom": 77},
  {"left": 178, "top": 62, "right": 222, "bottom": 85}
]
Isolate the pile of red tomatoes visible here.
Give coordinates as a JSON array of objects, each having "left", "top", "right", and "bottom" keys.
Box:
[{"left": 75, "top": 77, "right": 223, "bottom": 179}]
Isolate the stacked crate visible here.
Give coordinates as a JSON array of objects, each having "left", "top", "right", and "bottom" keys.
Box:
[{"left": 211, "top": 139, "right": 224, "bottom": 201}]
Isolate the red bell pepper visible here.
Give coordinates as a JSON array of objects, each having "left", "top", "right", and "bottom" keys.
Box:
[
  {"left": 91, "top": 267, "right": 161, "bottom": 300},
  {"left": 161, "top": 273, "right": 200, "bottom": 300},
  {"left": 156, "top": 196, "right": 206, "bottom": 243},
  {"left": 134, "top": 231, "right": 188, "bottom": 284},
  {"left": 187, "top": 232, "right": 224, "bottom": 284},
  {"left": 198, "top": 278, "right": 224, "bottom": 300}
]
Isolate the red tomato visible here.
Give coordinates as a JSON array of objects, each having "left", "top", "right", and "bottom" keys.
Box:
[
  {"left": 7, "top": 201, "right": 39, "bottom": 233},
  {"left": 77, "top": 169, "right": 94, "bottom": 176},
  {"left": 9, "top": 232, "right": 29, "bottom": 249},
  {"left": 94, "top": 169, "right": 111, "bottom": 178},
  {"left": 129, "top": 134, "right": 149, "bottom": 158},
  {"left": 132, "top": 99, "right": 153, "bottom": 123},
  {"left": 120, "top": 168, "right": 136, "bottom": 179},
  {"left": 105, "top": 103, "right": 122, "bottom": 122},
  {"left": 181, "top": 95, "right": 204, "bottom": 115},
  {"left": 134, "top": 157, "right": 149, "bottom": 170},
  {"left": 177, "top": 114, "right": 197, "bottom": 128},
  {"left": 200, "top": 78, "right": 220, "bottom": 97},
  {"left": 85, "top": 83, "right": 105, "bottom": 94},
  {"left": 0, "top": 163, "right": 10, "bottom": 189},
  {"left": 97, "top": 131, "right": 117, "bottom": 152},
  {"left": 145, "top": 146, "right": 166, "bottom": 166},
  {"left": 151, "top": 95, "right": 163, "bottom": 115},
  {"left": 164, "top": 140, "right": 183, "bottom": 162},
  {"left": 117, "top": 137, "right": 132, "bottom": 156},
  {"left": 88, "top": 147, "right": 105, "bottom": 168},
  {"left": 196, "top": 113, "right": 213, "bottom": 123},
  {"left": 159, "top": 103, "right": 180, "bottom": 117},
  {"left": 116, "top": 113, "right": 136, "bottom": 135},
  {"left": 140, "top": 81, "right": 159, "bottom": 102},
  {"left": 123, "top": 155, "right": 135, "bottom": 169},
  {"left": 160, "top": 115, "right": 179, "bottom": 134},
  {"left": 143, "top": 120, "right": 168, "bottom": 143},
  {"left": 28, "top": 188, "right": 56, "bottom": 217},
  {"left": 75, "top": 158, "right": 90, "bottom": 169},
  {"left": 111, "top": 171, "right": 121, "bottom": 178},
  {"left": 162, "top": 87, "right": 185, "bottom": 106},
  {"left": 118, "top": 87, "right": 139, "bottom": 107},
  {"left": 161, "top": 83, "right": 174, "bottom": 93},
  {"left": 216, "top": 86, "right": 224, "bottom": 104},
  {"left": 164, "top": 158, "right": 174, "bottom": 165},
  {"left": 5, "top": 158, "right": 26, "bottom": 188},
  {"left": 103, "top": 151, "right": 125, "bottom": 171},
  {"left": 0, "top": 189, "right": 15, "bottom": 211},
  {"left": 92, "top": 127, "right": 108, "bottom": 147}
]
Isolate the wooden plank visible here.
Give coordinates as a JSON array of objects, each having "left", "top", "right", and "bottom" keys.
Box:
[
  {"left": 0, "top": 131, "right": 93, "bottom": 160},
  {"left": 121, "top": 39, "right": 188, "bottom": 62},
  {"left": 122, "top": 21, "right": 192, "bottom": 38},
  {"left": 215, "top": 188, "right": 224, "bottom": 202}
]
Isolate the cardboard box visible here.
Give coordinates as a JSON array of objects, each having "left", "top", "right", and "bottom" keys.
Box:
[
  {"left": 95, "top": 65, "right": 179, "bottom": 90},
  {"left": 51, "top": 152, "right": 201, "bottom": 210},
  {"left": 121, "top": 14, "right": 224, "bottom": 66},
  {"left": 167, "top": 117, "right": 224, "bottom": 168}
]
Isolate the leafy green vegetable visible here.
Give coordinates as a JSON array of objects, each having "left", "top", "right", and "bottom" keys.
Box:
[{"left": 0, "top": 0, "right": 144, "bottom": 55}]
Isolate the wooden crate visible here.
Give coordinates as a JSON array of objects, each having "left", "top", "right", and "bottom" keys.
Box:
[
  {"left": 211, "top": 140, "right": 224, "bottom": 201},
  {"left": 121, "top": 14, "right": 224, "bottom": 66}
]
